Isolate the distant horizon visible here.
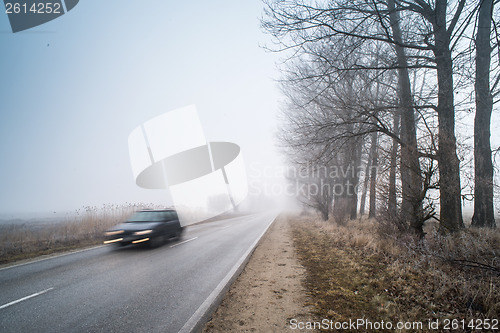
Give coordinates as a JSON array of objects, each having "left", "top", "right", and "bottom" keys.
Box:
[{"left": 0, "top": 202, "right": 478, "bottom": 222}]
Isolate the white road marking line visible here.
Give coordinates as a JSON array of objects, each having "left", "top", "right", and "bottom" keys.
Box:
[
  {"left": 220, "top": 225, "right": 232, "bottom": 229},
  {"left": 178, "top": 212, "right": 278, "bottom": 333},
  {"left": 169, "top": 237, "right": 198, "bottom": 248},
  {"left": 0, "top": 288, "right": 54, "bottom": 310}
]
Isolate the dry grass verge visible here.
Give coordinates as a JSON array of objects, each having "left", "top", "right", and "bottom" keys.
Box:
[
  {"left": 290, "top": 215, "right": 499, "bottom": 332},
  {"left": 0, "top": 204, "right": 157, "bottom": 265}
]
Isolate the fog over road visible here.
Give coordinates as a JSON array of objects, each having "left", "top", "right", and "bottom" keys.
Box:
[{"left": 0, "top": 212, "right": 278, "bottom": 333}]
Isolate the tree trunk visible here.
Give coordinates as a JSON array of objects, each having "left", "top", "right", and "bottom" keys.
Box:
[
  {"left": 472, "top": 0, "right": 496, "bottom": 228},
  {"left": 368, "top": 131, "right": 378, "bottom": 218},
  {"left": 348, "top": 139, "right": 362, "bottom": 220},
  {"left": 359, "top": 137, "right": 373, "bottom": 216},
  {"left": 388, "top": 111, "right": 400, "bottom": 215},
  {"left": 319, "top": 197, "right": 330, "bottom": 221},
  {"left": 388, "top": 0, "right": 424, "bottom": 235},
  {"left": 433, "top": 0, "right": 464, "bottom": 232}
]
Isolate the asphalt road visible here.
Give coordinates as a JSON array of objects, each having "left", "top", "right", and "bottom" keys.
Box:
[{"left": 0, "top": 211, "right": 278, "bottom": 333}]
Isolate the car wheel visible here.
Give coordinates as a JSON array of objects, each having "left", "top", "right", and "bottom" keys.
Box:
[
  {"left": 149, "top": 236, "right": 164, "bottom": 248},
  {"left": 175, "top": 230, "right": 183, "bottom": 240}
]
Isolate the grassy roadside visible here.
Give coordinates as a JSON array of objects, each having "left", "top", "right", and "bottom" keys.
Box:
[
  {"left": 0, "top": 204, "right": 153, "bottom": 265},
  {"left": 289, "top": 215, "right": 500, "bottom": 332}
]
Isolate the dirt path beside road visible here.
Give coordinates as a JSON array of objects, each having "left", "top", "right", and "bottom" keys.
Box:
[{"left": 203, "top": 215, "right": 312, "bottom": 332}]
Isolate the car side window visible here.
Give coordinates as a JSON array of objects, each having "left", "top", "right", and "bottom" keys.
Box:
[
  {"left": 158, "top": 211, "right": 177, "bottom": 222},
  {"left": 159, "top": 212, "right": 170, "bottom": 222}
]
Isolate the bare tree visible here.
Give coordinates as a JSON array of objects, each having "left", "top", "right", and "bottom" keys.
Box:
[
  {"left": 472, "top": 0, "right": 496, "bottom": 228},
  {"left": 277, "top": 62, "right": 377, "bottom": 222},
  {"left": 263, "top": 0, "right": 479, "bottom": 233},
  {"left": 289, "top": 167, "right": 334, "bottom": 221},
  {"left": 387, "top": 0, "right": 424, "bottom": 235}
]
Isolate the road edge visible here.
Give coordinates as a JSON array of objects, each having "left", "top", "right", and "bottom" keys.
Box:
[{"left": 177, "top": 212, "right": 279, "bottom": 333}]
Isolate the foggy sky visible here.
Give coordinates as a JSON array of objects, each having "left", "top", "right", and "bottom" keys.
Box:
[{"left": 0, "top": 1, "right": 284, "bottom": 216}]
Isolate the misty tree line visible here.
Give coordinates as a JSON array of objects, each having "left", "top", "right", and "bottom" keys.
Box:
[{"left": 262, "top": 0, "right": 500, "bottom": 235}]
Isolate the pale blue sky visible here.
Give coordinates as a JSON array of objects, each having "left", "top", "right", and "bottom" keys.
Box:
[{"left": 0, "top": 1, "right": 283, "bottom": 216}]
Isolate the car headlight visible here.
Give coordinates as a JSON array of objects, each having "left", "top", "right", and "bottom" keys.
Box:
[
  {"left": 134, "top": 229, "right": 153, "bottom": 236},
  {"left": 105, "top": 230, "right": 124, "bottom": 236}
]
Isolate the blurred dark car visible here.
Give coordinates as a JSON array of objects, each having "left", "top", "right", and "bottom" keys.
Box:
[{"left": 104, "top": 209, "right": 184, "bottom": 247}]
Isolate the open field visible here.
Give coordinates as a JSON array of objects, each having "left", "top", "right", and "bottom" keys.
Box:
[{"left": 0, "top": 204, "right": 157, "bottom": 265}]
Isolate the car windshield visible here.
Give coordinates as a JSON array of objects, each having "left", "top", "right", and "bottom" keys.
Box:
[{"left": 126, "top": 211, "right": 177, "bottom": 223}]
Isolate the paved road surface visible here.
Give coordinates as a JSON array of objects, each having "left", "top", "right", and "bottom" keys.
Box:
[{"left": 0, "top": 212, "right": 278, "bottom": 333}]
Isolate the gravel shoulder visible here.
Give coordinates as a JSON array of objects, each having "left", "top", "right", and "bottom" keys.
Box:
[{"left": 202, "top": 215, "right": 312, "bottom": 332}]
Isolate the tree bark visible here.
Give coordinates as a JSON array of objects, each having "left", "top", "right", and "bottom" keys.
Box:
[
  {"left": 388, "top": 0, "right": 424, "bottom": 235},
  {"left": 472, "top": 0, "right": 496, "bottom": 228},
  {"left": 348, "top": 139, "right": 362, "bottom": 220},
  {"left": 433, "top": 0, "right": 464, "bottom": 232},
  {"left": 360, "top": 136, "right": 373, "bottom": 216},
  {"left": 388, "top": 111, "right": 400, "bottom": 215},
  {"left": 368, "top": 131, "right": 378, "bottom": 218}
]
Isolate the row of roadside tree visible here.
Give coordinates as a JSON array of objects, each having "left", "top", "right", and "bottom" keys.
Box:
[{"left": 263, "top": 0, "right": 499, "bottom": 234}]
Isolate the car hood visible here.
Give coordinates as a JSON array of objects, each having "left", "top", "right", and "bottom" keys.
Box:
[{"left": 110, "top": 222, "right": 161, "bottom": 231}]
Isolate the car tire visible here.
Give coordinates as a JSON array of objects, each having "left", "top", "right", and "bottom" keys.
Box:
[
  {"left": 175, "top": 230, "right": 183, "bottom": 240},
  {"left": 148, "top": 236, "right": 163, "bottom": 248}
]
